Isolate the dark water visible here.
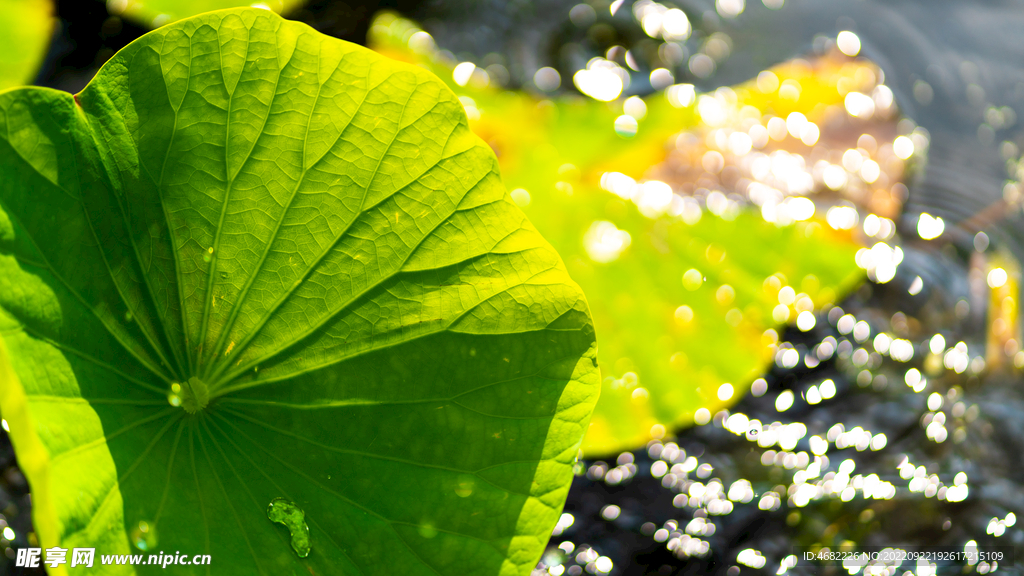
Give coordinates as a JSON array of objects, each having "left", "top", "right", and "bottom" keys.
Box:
[{"left": 13, "top": 1, "right": 1024, "bottom": 575}]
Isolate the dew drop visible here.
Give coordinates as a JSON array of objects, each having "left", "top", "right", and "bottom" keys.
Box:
[
  {"left": 454, "top": 475, "right": 475, "bottom": 498},
  {"left": 167, "top": 393, "right": 181, "bottom": 407},
  {"left": 203, "top": 247, "right": 214, "bottom": 263},
  {"left": 130, "top": 521, "right": 157, "bottom": 551},
  {"left": 267, "top": 498, "right": 310, "bottom": 558},
  {"left": 124, "top": 311, "right": 133, "bottom": 322},
  {"left": 418, "top": 522, "right": 438, "bottom": 539}
]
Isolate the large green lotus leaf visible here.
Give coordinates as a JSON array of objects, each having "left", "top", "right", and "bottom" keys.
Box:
[
  {"left": 0, "top": 0, "right": 54, "bottom": 90},
  {"left": 111, "top": 0, "right": 304, "bottom": 27},
  {"left": 0, "top": 8, "right": 599, "bottom": 575}
]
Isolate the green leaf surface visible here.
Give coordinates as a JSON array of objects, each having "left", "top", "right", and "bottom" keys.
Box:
[
  {"left": 0, "top": 8, "right": 598, "bottom": 575},
  {"left": 0, "top": 0, "right": 54, "bottom": 90},
  {"left": 111, "top": 0, "right": 304, "bottom": 27}
]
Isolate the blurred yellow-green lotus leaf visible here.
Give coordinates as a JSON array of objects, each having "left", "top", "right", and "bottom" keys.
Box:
[
  {"left": 107, "top": 0, "right": 305, "bottom": 27},
  {"left": 0, "top": 0, "right": 54, "bottom": 91}
]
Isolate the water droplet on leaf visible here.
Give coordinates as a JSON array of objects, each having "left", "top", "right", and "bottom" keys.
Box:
[
  {"left": 267, "top": 498, "right": 310, "bottom": 558},
  {"left": 454, "top": 475, "right": 475, "bottom": 497},
  {"left": 418, "top": 522, "right": 438, "bottom": 538},
  {"left": 131, "top": 521, "right": 157, "bottom": 551}
]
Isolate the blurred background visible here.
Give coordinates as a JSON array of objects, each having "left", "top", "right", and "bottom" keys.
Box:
[{"left": 3, "top": 0, "right": 1024, "bottom": 574}]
